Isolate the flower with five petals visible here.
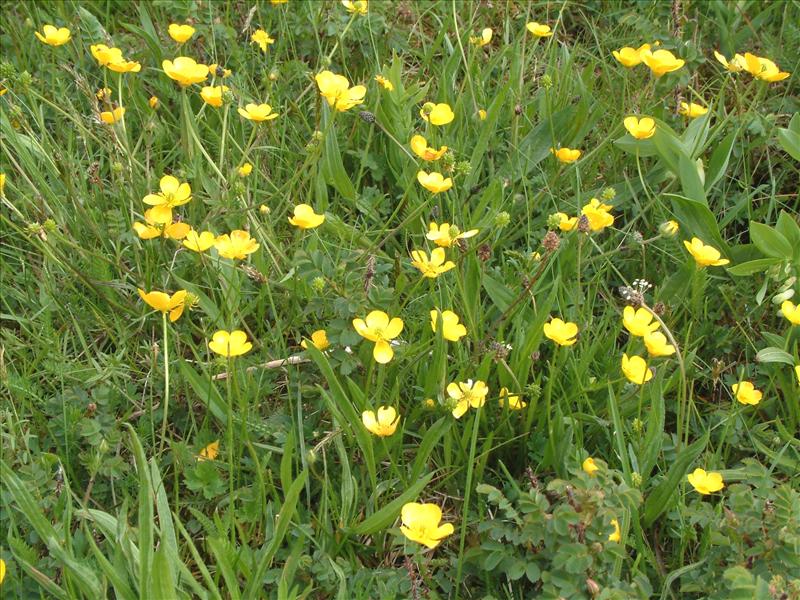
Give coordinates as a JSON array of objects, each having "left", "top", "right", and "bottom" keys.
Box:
[{"left": 352, "top": 310, "right": 404, "bottom": 363}]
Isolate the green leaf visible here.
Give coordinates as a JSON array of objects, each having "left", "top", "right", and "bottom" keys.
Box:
[
  {"left": 124, "top": 425, "right": 153, "bottom": 600},
  {"left": 668, "top": 194, "right": 727, "bottom": 252},
  {"left": 776, "top": 113, "right": 800, "bottom": 161},
  {"left": 755, "top": 347, "right": 794, "bottom": 365},
  {"left": 178, "top": 361, "right": 228, "bottom": 425},
  {"left": 705, "top": 131, "right": 736, "bottom": 191},
  {"left": 749, "top": 221, "right": 793, "bottom": 259},
  {"left": 321, "top": 112, "right": 357, "bottom": 201},
  {"left": 726, "top": 258, "right": 782, "bottom": 276},
  {"left": 678, "top": 154, "right": 707, "bottom": 205},
  {"left": 351, "top": 472, "right": 434, "bottom": 535},
  {"left": 149, "top": 548, "right": 177, "bottom": 600}
]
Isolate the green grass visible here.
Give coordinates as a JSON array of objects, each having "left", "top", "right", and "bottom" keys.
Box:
[{"left": 1, "top": 0, "right": 799, "bottom": 598}]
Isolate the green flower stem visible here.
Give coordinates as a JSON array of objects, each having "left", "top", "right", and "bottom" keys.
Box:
[
  {"left": 158, "top": 311, "right": 170, "bottom": 455},
  {"left": 454, "top": 402, "right": 482, "bottom": 599},
  {"left": 226, "top": 356, "right": 236, "bottom": 543}
]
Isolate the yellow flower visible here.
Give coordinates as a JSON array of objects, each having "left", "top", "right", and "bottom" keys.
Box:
[
  {"left": 0, "top": 557, "right": 5, "bottom": 584},
  {"left": 683, "top": 237, "right": 729, "bottom": 267},
  {"left": 143, "top": 175, "right": 192, "bottom": 208},
  {"left": 795, "top": 365, "right": 800, "bottom": 385},
  {"left": 341, "top": 0, "right": 368, "bottom": 15},
  {"left": 556, "top": 212, "right": 577, "bottom": 232},
  {"left": 410, "top": 248, "right": 455, "bottom": 278},
  {"left": 410, "top": 135, "right": 447, "bottom": 161},
  {"left": 375, "top": 75, "right": 394, "bottom": 91},
  {"left": 526, "top": 22, "right": 553, "bottom": 37},
  {"left": 714, "top": 51, "right": 746, "bottom": 73},
  {"left": 543, "top": 317, "right": 578, "bottom": 346},
  {"left": 315, "top": 71, "right": 366, "bottom": 111},
  {"left": 426, "top": 222, "right": 478, "bottom": 248},
  {"left": 624, "top": 116, "right": 656, "bottom": 139},
  {"left": 622, "top": 306, "right": 660, "bottom": 337},
  {"left": 621, "top": 353, "right": 653, "bottom": 384},
  {"left": 35, "top": 24, "right": 71, "bottom": 46},
  {"left": 420, "top": 102, "right": 455, "bottom": 125},
  {"left": 581, "top": 198, "right": 614, "bottom": 232},
  {"left": 550, "top": 147, "right": 581, "bottom": 163},
  {"left": 271, "top": 0, "right": 288, "bottom": 4},
  {"left": 198, "top": 440, "right": 219, "bottom": 461},
  {"left": 644, "top": 332, "right": 676, "bottom": 357},
  {"left": 361, "top": 406, "right": 399, "bottom": 437},
  {"left": 679, "top": 102, "right": 708, "bottom": 118},
  {"left": 138, "top": 288, "right": 189, "bottom": 322},
  {"left": 470, "top": 28, "right": 492, "bottom": 47},
  {"left": 0, "top": 173, "right": 5, "bottom": 197},
  {"left": 417, "top": 170, "right": 453, "bottom": 194},
  {"left": 91, "top": 44, "right": 124, "bottom": 66},
  {"left": 133, "top": 207, "right": 191, "bottom": 240},
  {"left": 149, "top": 96, "right": 160, "bottom": 109},
  {"left": 214, "top": 230, "right": 260, "bottom": 259},
  {"left": 660, "top": 220, "right": 679, "bottom": 237},
  {"left": 612, "top": 43, "right": 651, "bottom": 67},
  {"left": 687, "top": 468, "right": 724, "bottom": 495},
  {"left": 608, "top": 519, "right": 621, "bottom": 542},
  {"left": 251, "top": 29, "right": 275, "bottom": 52},
  {"left": 352, "top": 310, "right": 404, "bottom": 364},
  {"left": 743, "top": 53, "right": 790, "bottom": 82},
  {"left": 0, "top": 86, "right": 7, "bottom": 97},
  {"left": 237, "top": 103, "right": 279, "bottom": 122},
  {"left": 182, "top": 230, "right": 216, "bottom": 252},
  {"left": 400, "top": 502, "right": 454, "bottom": 549},
  {"left": 100, "top": 106, "right": 125, "bottom": 124},
  {"left": 478, "top": 109, "right": 487, "bottom": 120},
  {"left": 781, "top": 300, "right": 800, "bottom": 325},
  {"left": 447, "top": 379, "right": 488, "bottom": 418},
  {"left": 499, "top": 387, "right": 526, "bottom": 410},
  {"left": 107, "top": 58, "right": 142, "bottom": 73},
  {"left": 200, "top": 85, "right": 229, "bottom": 107},
  {"left": 301, "top": 330, "right": 330, "bottom": 351},
  {"left": 209, "top": 330, "right": 253, "bottom": 357},
  {"left": 430, "top": 310, "right": 467, "bottom": 342},
  {"left": 238, "top": 163, "right": 253, "bottom": 177},
  {"left": 582, "top": 457, "right": 599, "bottom": 476},
  {"left": 209, "top": 63, "right": 232, "bottom": 78},
  {"left": 640, "top": 48, "right": 685, "bottom": 77},
  {"left": 731, "top": 381, "right": 762, "bottom": 405},
  {"left": 162, "top": 57, "right": 209, "bottom": 86},
  {"left": 168, "top": 23, "right": 196, "bottom": 43},
  {"left": 288, "top": 204, "right": 325, "bottom": 229}
]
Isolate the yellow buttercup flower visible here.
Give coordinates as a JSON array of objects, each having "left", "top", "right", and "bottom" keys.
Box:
[
  {"left": 91, "top": 44, "right": 124, "bottom": 66},
  {"left": 612, "top": 43, "right": 651, "bottom": 67},
  {"left": 35, "top": 24, "right": 71, "bottom": 46},
  {"left": 556, "top": 212, "right": 577, "bottom": 232},
  {"left": 149, "top": 96, "right": 160, "bottom": 109},
  {"left": 447, "top": 379, "right": 488, "bottom": 418},
  {"left": 238, "top": 103, "right": 279, "bottom": 122},
  {"left": 782, "top": 300, "right": 800, "bottom": 325},
  {"left": 341, "top": 0, "right": 368, "bottom": 15},
  {"left": 198, "top": 440, "right": 220, "bottom": 461},
  {"left": 374, "top": 75, "right": 394, "bottom": 91},
  {"left": 679, "top": 102, "right": 708, "bottom": 118},
  {"left": 143, "top": 175, "right": 192, "bottom": 208},
  {"left": 301, "top": 330, "right": 330, "bottom": 351},
  {"left": 470, "top": 28, "right": 492, "bottom": 47},
  {"left": 208, "top": 330, "right": 253, "bottom": 357},
  {"left": 214, "top": 230, "right": 260, "bottom": 260},
  {"left": 624, "top": 116, "right": 656, "bottom": 139},
  {"left": 182, "top": 230, "right": 216, "bottom": 252},
  {"left": 543, "top": 317, "right": 578, "bottom": 346},
  {"left": 169, "top": 24, "right": 195, "bottom": 43},
  {"left": 107, "top": 58, "right": 142, "bottom": 74},
  {"left": 138, "top": 288, "right": 189, "bottom": 322},
  {"left": 499, "top": 387, "right": 526, "bottom": 410},
  {"left": 644, "top": 332, "right": 676, "bottom": 357},
  {"left": 621, "top": 353, "right": 653, "bottom": 384},
  {"left": 550, "top": 147, "right": 581, "bottom": 163},
  {"left": 794, "top": 365, "right": 799, "bottom": 385},
  {"left": 251, "top": 29, "right": 275, "bottom": 52},
  {"left": 400, "top": 502, "right": 454, "bottom": 549},
  {"left": 640, "top": 48, "right": 685, "bottom": 77},
  {"left": 315, "top": 71, "right": 366, "bottom": 111},
  {"left": 687, "top": 468, "right": 724, "bottom": 495},
  {"left": 0, "top": 173, "right": 5, "bottom": 197},
  {"left": 238, "top": 163, "right": 253, "bottom": 177},
  {"left": 714, "top": 51, "right": 746, "bottom": 73},
  {"left": 100, "top": 106, "right": 125, "bottom": 124},
  {"left": 426, "top": 222, "right": 478, "bottom": 248},
  {"left": 526, "top": 22, "right": 553, "bottom": 37},
  {"left": 410, "top": 248, "right": 455, "bottom": 278},
  {"left": 361, "top": 406, "right": 399, "bottom": 437},
  {"left": 430, "top": 309, "right": 467, "bottom": 341},
  {"left": 417, "top": 170, "right": 453, "bottom": 194},
  {"left": 477, "top": 109, "right": 487, "bottom": 120},
  {"left": 731, "top": 381, "right": 762, "bottom": 405},
  {"left": 622, "top": 306, "right": 660, "bottom": 337},
  {"left": 743, "top": 53, "right": 790, "bottom": 82},
  {"left": 420, "top": 102, "right": 454, "bottom": 125},
  {"left": 581, "top": 198, "right": 614, "bottom": 232},
  {"left": 162, "top": 57, "right": 209, "bottom": 86},
  {"left": 133, "top": 207, "right": 191, "bottom": 240},
  {"left": 200, "top": 85, "right": 229, "bottom": 107},
  {"left": 352, "top": 310, "right": 404, "bottom": 364},
  {"left": 0, "top": 557, "right": 5, "bottom": 583},
  {"left": 582, "top": 457, "right": 599, "bottom": 476},
  {"left": 209, "top": 63, "right": 232, "bottom": 78},
  {"left": 608, "top": 519, "right": 621, "bottom": 542},
  {"left": 410, "top": 135, "right": 447, "bottom": 161},
  {"left": 288, "top": 204, "right": 325, "bottom": 229},
  {"left": 683, "top": 237, "right": 729, "bottom": 267}
]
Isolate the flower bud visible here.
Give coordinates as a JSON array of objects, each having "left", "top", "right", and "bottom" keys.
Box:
[
  {"left": 149, "top": 96, "right": 159, "bottom": 109},
  {"left": 601, "top": 186, "right": 616, "bottom": 201},
  {"left": 259, "top": 204, "right": 270, "bottom": 214},
  {"left": 540, "top": 74, "right": 552, "bottom": 89},
  {"left": 421, "top": 101, "right": 436, "bottom": 115},
  {"left": 494, "top": 211, "right": 510, "bottom": 227},
  {"left": 546, "top": 213, "right": 564, "bottom": 229},
  {"left": 269, "top": 69, "right": 279, "bottom": 81},
  {"left": 659, "top": 220, "right": 679, "bottom": 237},
  {"left": 311, "top": 276, "right": 326, "bottom": 293}
]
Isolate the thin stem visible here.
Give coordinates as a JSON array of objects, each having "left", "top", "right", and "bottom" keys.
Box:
[
  {"left": 454, "top": 403, "right": 482, "bottom": 599},
  {"left": 158, "top": 312, "right": 170, "bottom": 455}
]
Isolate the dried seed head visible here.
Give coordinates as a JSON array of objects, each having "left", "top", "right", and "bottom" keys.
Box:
[
  {"left": 477, "top": 243, "right": 492, "bottom": 262},
  {"left": 359, "top": 110, "right": 376, "bottom": 123},
  {"left": 542, "top": 230, "right": 560, "bottom": 251},
  {"left": 577, "top": 214, "right": 590, "bottom": 233}
]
